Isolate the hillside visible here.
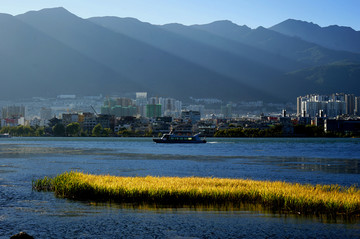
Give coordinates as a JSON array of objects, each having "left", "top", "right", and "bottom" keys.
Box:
[
  {"left": 0, "top": 13, "right": 134, "bottom": 99},
  {"left": 270, "top": 19, "right": 360, "bottom": 54},
  {"left": 15, "top": 7, "right": 276, "bottom": 101},
  {"left": 193, "top": 21, "right": 360, "bottom": 66},
  {"left": 0, "top": 8, "right": 357, "bottom": 102},
  {"left": 284, "top": 61, "right": 360, "bottom": 96}
]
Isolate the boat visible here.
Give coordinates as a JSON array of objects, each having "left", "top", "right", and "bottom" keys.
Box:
[
  {"left": 153, "top": 132, "right": 206, "bottom": 143},
  {"left": 0, "top": 133, "right": 11, "bottom": 138}
]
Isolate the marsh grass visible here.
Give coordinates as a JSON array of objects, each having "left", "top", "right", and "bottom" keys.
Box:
[{"left": 33, "top": 171, "right": 360, "bottom": 216}]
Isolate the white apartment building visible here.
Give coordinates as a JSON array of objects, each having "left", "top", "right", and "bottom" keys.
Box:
[{"left": 297, "top": 94, "right": 348, "bottom": 118}]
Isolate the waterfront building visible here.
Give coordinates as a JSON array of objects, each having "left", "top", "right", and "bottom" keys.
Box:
[
  {"left": 62, "top": 113, "right": 79, "bottom": 126},
  {"left": 325, "top": 119, "right": 360, "bottom": 134},
  {"left": 78, "top": 112, "right": 97, "bottom": 133},
  {"left": 96, "top": 114, "right": 114, "bottom": 130}
]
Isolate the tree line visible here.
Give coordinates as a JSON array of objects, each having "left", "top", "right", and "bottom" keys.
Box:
[
  {"left": 0, "top": 125, "right": 45, "bottom": 137},
  {"left": 214, "top": 125, "right": 283, "bottom": 137},
  {"left": 214, "top": 125, "right": 359, "bottom": 137}
]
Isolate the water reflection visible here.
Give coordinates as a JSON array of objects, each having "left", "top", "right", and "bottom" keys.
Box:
[{"left": 83, "top": 201, "right": 360, "bottom": 224}]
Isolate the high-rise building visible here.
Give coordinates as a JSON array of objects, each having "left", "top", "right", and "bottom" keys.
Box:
[
  {"left": 40, "top": 107, "right": 52, "bottom": 121},
  {"left": 148, "top": 97, "right": 159, "bottom": 105},
  {"left": 101, "top": 97, "right": 136, "bottom": 117},
  {"left": 136, "top": 92, "right": 147, "bottom": 103},
  {"left": 116, "top": 98, "right": 133, "bottom": 107},
  {"left": 345, "top": 94, "right": 355, "bottom": 115},
  {"left": 2, "top": 105, "right": 25, "bottom": 119},
  {"left": 297, "top": 94, "right": 347, "bottom": 118},
  {"left": 355, "top": 96, "right": 360, "bottom": 116},
  {"left": 186, "top": 105, "right": 205, "bottom": 118},
  {"left": 136, "top": 92, "right": 148, "bottom": 117},
  {"left": 111, "top": 106, "right": 137, "bottom": 117},
  {"left": 296, "top": 96, "right": 302, "bottom": 117},
  {"left": 221, "top": 104, "right": 232, "bottom": 118},
  {"left": 159, "top": 98, "right": 182, "bottom": 117},
  {"left": 146, "top": 104, "right": 162, "bottom": 118}
]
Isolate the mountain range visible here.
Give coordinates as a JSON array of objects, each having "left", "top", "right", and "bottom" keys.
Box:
[{"left": 0, "top": 7, "right": 359, "bottom": 102}]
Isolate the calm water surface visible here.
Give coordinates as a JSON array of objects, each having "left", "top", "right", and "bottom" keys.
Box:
[{"left": 0, "top": 137, "right": 359, "bottom": 238}]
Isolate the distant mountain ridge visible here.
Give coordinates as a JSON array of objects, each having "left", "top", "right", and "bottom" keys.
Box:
[
  {"left": 270, "top": 19, "right": 360, "bottom": 53},
  {"left": 0, "top": 7, "right": 358, "bottom": 102}
]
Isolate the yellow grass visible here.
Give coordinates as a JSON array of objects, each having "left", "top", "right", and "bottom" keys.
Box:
[{"left": 33, "top": 171, "right": 360, "bottom": 216}]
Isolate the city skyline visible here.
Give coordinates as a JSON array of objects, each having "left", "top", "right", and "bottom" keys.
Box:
[{"left": 1, "top": 0, "right": 360, "bottom": 30}]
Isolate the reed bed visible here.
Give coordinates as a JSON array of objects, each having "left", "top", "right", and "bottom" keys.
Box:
[{"left": 33, "top": 171, "right": 360, "bottom": 216}]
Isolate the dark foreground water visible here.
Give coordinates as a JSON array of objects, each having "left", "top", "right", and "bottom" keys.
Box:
[{"left": 0, "top": 137, "right": 359, "bottom": 238}]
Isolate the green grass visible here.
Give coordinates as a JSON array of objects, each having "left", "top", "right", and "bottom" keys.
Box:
[{"left": 33, "top": 171, "right": 360, "bottom": 216}]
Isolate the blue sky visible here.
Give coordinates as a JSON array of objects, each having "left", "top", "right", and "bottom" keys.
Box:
[{"left": 1, "top": 0, "right": 360, "bottom": 30}]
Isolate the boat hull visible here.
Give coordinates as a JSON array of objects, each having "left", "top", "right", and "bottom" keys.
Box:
[{"left": 153, "top": 139, "right": 206, "bottom": 144}]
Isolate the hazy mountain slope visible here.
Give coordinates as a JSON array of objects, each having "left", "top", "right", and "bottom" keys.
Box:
[
  {"left": 192, "top": 20, "right": 252, "bottom": 39},
  {"left": 193, "top": 22, "right": 360, "bottom": 66},
  {"left": 0, "top": 13, "right": 135, "bottom": 99},
  {"left": 270, "top": 19, "right": 360, "bottom": 53},
  {"left": 191, "top": 21, "right": 360, "bottom": 97},
  {"left": 89, "top": 17, "right": 302, "bottom": 72},
  {"left": 284, "top": 61, "right": 360, "bottom": 96},
  {"left": 0, "top": 7, "right": 356, "bottom": 102},
  {"left": 16, "top": 8, "right": 278, "bottom": 101},
  {"left": 90, "top": 16, "right": 317, "bottom": 100}
]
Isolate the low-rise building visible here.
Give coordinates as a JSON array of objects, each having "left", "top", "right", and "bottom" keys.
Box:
[
  {"left": 181, "top": 110, "right": 201, "bottom": 124},
  {"left": 325, "top": 119, "right": 360, "bottom": 134}
]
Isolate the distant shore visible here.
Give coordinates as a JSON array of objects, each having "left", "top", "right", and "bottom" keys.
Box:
[{"left": 1, "top": 124, "right": 359, "bottom": 138}]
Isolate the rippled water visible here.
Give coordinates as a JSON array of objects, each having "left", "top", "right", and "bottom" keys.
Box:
[{"left": 0, "top": 137, "right": 359, "bottom": 238}]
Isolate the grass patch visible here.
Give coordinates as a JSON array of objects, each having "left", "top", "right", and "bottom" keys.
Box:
[{"left": 33, "top": 171, "right": 360, "bottom": 217}]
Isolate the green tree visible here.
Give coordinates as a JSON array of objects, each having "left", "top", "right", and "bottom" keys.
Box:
[
  {"left": 0, "top": 126, "right": 10, "bottom": 134},
  {"left": 35, "top": 127, "right": 45, "bottom": 136},
  {"left": 103, "top": 128, "right": 112, "bottom": 137},
  {"left": 117, "top": 129, "right": 132, "bottom": 137},
  {"left": 294, "top": 125, "right": 325, "bottom": 137},
  {"left": 22, "top": 126, "right": 35, "bottom": 136},
  {"left": 92, "top": 123, "right": 103, "bottom": 137},
  {"left": 66, "top": 122, "right": 81, "bottom": 137},
  {"left": 52, "top": 124, "right": 65, "bottom": 137}
]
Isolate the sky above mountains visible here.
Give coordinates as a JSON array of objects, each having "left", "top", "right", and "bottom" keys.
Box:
[{"left": 1, "top": 0, "right": 360, "bottom": 30}]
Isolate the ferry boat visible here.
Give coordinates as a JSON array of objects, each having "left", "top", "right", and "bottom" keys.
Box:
[
  {"left": 153, "top": 132, "right": 206, "bottom": 144},
  {"left": 0, "top": 133, "right": 11, "bottom": 138}
]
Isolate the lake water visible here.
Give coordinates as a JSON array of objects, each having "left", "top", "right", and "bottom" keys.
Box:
[{"left": 0, "top": 137, "right": 359, "bottom": 238}]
